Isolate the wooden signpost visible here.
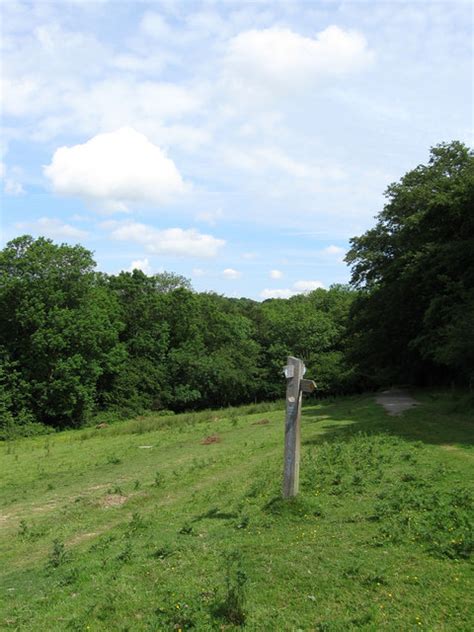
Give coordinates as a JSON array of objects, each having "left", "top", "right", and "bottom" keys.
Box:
[{"left": 282, "top": 356, "right": 317, "bottom": 498}]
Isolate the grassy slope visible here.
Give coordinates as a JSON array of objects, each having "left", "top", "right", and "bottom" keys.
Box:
[{"left": 0, "top": 392, "right": 473, "bottom": 631}]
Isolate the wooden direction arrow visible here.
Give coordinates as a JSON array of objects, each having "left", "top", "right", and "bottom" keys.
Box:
[{"left": 300, "top": 379, "right": 317, "bottom": 393}]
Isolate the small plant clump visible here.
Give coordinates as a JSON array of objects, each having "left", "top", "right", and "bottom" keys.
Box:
[
  {"left": 47, "top": 539, "right": 68, "bottom": 568},
  {"left": 106, "top": 455, "right": 122, "bottom": 465},
  {"left": 214, "top": 549, "right": 248, "bottom": 626},
  {"left": 178, "top": 522, "right": 194, "bottom": 535},
  {"left": 154, "top": 471, "right": 164, "bottom": 487}
]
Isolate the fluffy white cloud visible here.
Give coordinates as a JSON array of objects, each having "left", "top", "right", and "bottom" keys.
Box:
[
  {"left": 128, "top": 257, "right": 151, "bottom": 274},
  {"left": 44, "top": 128, "right": 186, "bottom": 211},
  {"left": 107, "top": 220, "right": 225, "bottom": 258},
  {"left": 260, "top": 279, "right": 325, "bottom": 299},
  {"left": 225, "top": 25, "right": 374, "bottom": 92},
  {"left": 270, "top": 269, "right": 283, "bottom": 279},
  {"left": 15, "top": 217, "right": 88, "bottom": 239},
  {"left": 222, "top": 268, "right": 241, "bottom": 279}
]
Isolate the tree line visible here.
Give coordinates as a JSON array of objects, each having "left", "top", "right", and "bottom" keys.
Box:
[{"left": 1, "top": 141, "right": 472, "bottom": 436}]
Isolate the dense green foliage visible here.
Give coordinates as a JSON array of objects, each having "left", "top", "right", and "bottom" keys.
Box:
[
  {"left": 1, "top": 393, "right": 472, "bottom": 629},
  {"left": 346, "top": 141, "right": 474, "bottom": 388},
  {"left": 0, "top": 237, "right": 355, "bottom": 433},
  {"left": 0, "top": 237, "right": 125, "bottom": 432},
  {"left": 1, "top": 141, "right": 472, "bottom": 434}
]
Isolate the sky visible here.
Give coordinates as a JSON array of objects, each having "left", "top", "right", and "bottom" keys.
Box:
[{"left": 1, "top": 0, "right": 472, "bottom": 300}]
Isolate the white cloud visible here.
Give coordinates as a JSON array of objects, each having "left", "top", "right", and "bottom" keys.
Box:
[
  {"left": 15, "top": 217, "right": 88, "bottom": 239},
  {"left": 1, "top": 163, "right": 25, "bottom": 195},
  {"left": 79, "top": 79, "right": 200, "bottom": 125},
  {"left": 140, "top": 12, "right": 173, "bottom": 40},
  {"left": 19, "top": 76, "right": 204, "bottom": 147},
  {"left": 107, "top": 220, "right": 225, "bottom": 258},
  {"left": 44, "top": 128, "right": 186, "bottom": 211},
  {"left": 222, "top": 268, "right": 241, "bottom": 279},
  {"left": 111, "top": 53, "right": 168, "bottom": 75},
  {"left": 223, "top": 145, "right": 345, "bottom": 187},
  {"left": 225, "top": 25, "right": 374, "bottom": 93},
  {"left": 323, "top": 245, "right": 345, "bottom": 255},
  {"left": 260, "top": 288, "right": 294, "bottom": 299},
  {"left": 4, "top": 179, "right": 25, "bottom": 195},
  {"left": 260, "top": 279, "right": 325, "bottom": 299},
  {"left": 128, "top": 258, "right": 151, "bottom": 274},
  {"left": 293, "top": 280, "right": 325, "bottom": 292},
  {"left": 1, "top": 78, "right": 41, "bottom": 117},
  {"left": 196, "top": 209, "right": 224, "bottom": 226},
  {"left": 192, "top": 267, "right": 205, "bottom": 277},
  {"left": 270, "top": 269, "right": 283, "bottom": 279}
]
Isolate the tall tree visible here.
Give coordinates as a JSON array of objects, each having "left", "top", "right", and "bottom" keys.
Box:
[
  {"left": 0, "top": 236, "right": 125, "bottom": 428},
  {"left": 346, "top": 141, "right": 474, "bottom": 386}
]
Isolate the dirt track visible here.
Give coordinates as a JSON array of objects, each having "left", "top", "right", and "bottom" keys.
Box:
[{"left": 375, "top": 389, "right": 418, "bottom": 415}]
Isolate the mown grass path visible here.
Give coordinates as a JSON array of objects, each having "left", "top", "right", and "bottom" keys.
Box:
[{"left": 1, "top": 393, "right": 473, "bottom": 630}]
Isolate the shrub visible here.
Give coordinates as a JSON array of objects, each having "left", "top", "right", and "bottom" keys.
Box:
[
  {"left": 47, "top": 539, "right": 68, "bottom": 568},
  {"left": 214, "top": 550, "right": 248, "bottom": 626}
]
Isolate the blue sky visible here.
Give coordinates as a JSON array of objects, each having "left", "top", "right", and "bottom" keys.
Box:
[{"left": 1, "top": 0, "right": 472, "bottom": 299}]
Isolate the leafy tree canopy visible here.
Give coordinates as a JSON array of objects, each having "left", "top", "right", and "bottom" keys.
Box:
[{"left": 346, "top": 141, "right": 474, "bottom": 386}]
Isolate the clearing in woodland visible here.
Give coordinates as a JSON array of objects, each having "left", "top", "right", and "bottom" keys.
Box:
[{"left": 0, "top": 391, "right": 473, "bottom": 631}]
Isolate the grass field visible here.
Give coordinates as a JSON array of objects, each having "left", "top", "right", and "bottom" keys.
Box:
[{"left": 0, "top": 391, "right": 473, "bottom": 631}]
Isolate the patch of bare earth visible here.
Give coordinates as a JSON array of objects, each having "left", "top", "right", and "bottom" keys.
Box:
[
  {"left": 201, "top": 434, "right": 221, "bottom": 445},
  {"left": 87, "top": 484, "right": 109, "bottom": 492},
  {"left": 252, "top": 418, "right": 271, "bottom": 425},
  {"left": 100, "top": 494, "right": 128, "bottom": 508},
  {"left": 30, "top": 500, "right": 58, "bottom": 513},
  {"left": 68, "top": 531, "right": 101, "bottom": 546}
]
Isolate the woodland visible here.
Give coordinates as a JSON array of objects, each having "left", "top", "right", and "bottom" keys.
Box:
[{"left": 1, "top": 141, "right": 473, "bottom": 436}]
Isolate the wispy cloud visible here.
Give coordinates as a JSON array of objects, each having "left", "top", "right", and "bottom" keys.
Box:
[
  {"left": 260, "top": 279, "right": 325, "bottom": 299},
  {"left": 105, "top": 220, "right": 225, "bottom": 258},
  {"left": 15, "top": 217, "right": 88, "bottom": 240}
]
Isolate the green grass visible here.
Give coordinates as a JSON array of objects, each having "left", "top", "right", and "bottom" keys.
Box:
[{"left": 0, "top": 391, "right": 473, "bottom": 631}]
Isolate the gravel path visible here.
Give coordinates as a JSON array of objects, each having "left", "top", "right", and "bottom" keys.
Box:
[{"left": 375, "top": 389, "right": 419, "bottom": 416}]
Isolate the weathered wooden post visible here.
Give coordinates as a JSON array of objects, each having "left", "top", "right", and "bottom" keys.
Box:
[{"left": 282, "top": 356, "right": 316, "bottom": 498}]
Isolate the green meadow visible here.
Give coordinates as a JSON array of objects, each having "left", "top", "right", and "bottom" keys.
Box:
[{"left": 1, "top": 392, "right": 473, "bottom": 631}]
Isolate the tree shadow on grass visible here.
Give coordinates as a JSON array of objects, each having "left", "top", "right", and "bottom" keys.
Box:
[{"left": 300, "top": 393, "right": 474, "bottom": 449}]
